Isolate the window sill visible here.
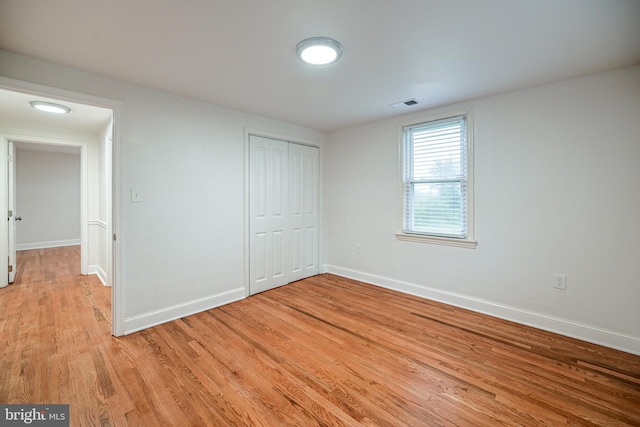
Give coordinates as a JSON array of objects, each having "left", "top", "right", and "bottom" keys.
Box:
[{"left": 395, "top": 233, "right": 478, "bottom": 249}]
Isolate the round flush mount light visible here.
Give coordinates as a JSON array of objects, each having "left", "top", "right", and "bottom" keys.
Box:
[
  {"left": 30, "top": 101, "right": 71, "bottom": 114},
  {"left": 296, "top": 37, "right": 343, "bottom": 65}
]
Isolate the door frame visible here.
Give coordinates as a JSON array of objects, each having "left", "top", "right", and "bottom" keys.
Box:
[
  {"left": 244, "top": 128, "right": 323, "bottom": 297},
  {"left": 0, "top": 76, "right": 124, "bottom": 336},
  {"left": 4, "top": 136, "right": 89, "bottom": 273},
  {"left": 8, "top": 141, "right": 16, "bottom": 284},
  {"left": 0, "top": 135, "right": 8, "bottom": 288}
]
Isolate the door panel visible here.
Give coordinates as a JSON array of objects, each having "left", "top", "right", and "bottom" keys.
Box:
[
  {"left": 249, "top": 135, "right": 289, "bottom": 294},
  {"left": 270, "top": 142, "right": 288, "bottom": 282},
  {"left": 289, "top": 148, "right": 303, "bottom": 279},
  {"left": 305, "top": 226, "right": 317, "bottom": 269},
  {"left": 303, "top": 149, "right": 318, "bottom": 274},
  {"left": 305, "top": 153, "right": 318, "bottom": 215},
  {"left": 272, "top": 230, "right": 284, "bottom": 278},
  {"left": 289, "top": 143, "right": 319, "bottom": 282},
  {"left": 254, "top": 232, "right": 267, "bottom": 283}
]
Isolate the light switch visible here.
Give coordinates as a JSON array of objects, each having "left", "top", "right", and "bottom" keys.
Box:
[{"left": 131, "top": 188, "right": 143, "bottom": 203}]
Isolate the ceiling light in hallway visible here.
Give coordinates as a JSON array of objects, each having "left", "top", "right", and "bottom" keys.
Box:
[
  {"left": 296, "top": 37, "right": 343, "bottom": 65},
  {"left": 30, "top": 101, "right": 71, "bottom": 114}
]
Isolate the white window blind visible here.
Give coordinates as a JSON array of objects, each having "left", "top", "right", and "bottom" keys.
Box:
[{"left": 403, "top": 115, "right": 467, "bottom": 239}]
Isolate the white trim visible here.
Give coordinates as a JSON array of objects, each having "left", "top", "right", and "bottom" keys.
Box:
[
  {"left": 0, "top": 136, "right": 8, "bottom": 288},
  {"left": 88, "top": 219, "right": 107, "bottom": 229},
  {"left": 17, "top": 239, "right": 81, "bottom": 251},
  {"left": 110, "top": 107, "right": 122, "bottom": 336},
  {"left": 243, "top": 130, "right": 251, "bottom": 298},
  {"left": 122, "top": 288, "right": 246, "bottom": 335},
  {"left": 244, "top": 128, "right": 321, "bottom": 148},
  {"left": 88, "top": 264, "right": 108, "bottom": 286},
  {"left": 396, "top": 233, "right": 477, "bottom": 248},
  {"left": 324, "top": 265, "right": 640, "bottom": 356}
]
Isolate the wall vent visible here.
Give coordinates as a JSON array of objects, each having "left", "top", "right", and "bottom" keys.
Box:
[{"left": 390, "top": 98, "right": 420, "bottom": 109}]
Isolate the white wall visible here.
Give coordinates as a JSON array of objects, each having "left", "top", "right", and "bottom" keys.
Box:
[
  {"left": 0, "top": 50, "right": 326, "bottom": 334},
  {"left": 16, "top": 149, "right": 81, "bottom": 249},
  {"left": 325, "top": 66, "right": 640, "bottom": 354}
]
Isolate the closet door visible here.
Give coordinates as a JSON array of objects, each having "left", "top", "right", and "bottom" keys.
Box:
[
  {"left": 249, "top": 136, "right": 320, "bottom": 295},
  {"left": 289, "top": 143, "right": 319, "bottom": 282},
  {"left": 249, "top": 136, "right": 290, "bottom": 294}
]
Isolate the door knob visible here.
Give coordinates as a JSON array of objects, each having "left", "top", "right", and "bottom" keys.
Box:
[{"left": 15, "top": 217, "right": 22, "bottom": 221}]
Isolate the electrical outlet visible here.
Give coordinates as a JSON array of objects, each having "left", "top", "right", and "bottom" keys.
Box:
[
  {"left": 554, "top": 273, "right": 567, "bottom": 290},
  {"left": 355, "top": 244, "right": 362, "bottom": 254},
  {"left": 131, "top": 187, "right": 143, "bottom": 203}
]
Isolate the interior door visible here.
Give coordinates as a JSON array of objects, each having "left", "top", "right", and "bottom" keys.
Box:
[
  {"left": 249, "top": 135, "right": 290, "bottom": 294},
  {"left": 0, "top": 135, "right": 7, "bottom": 288},
  {"left": 288, "top": 143, "right": 319, "bottom": 282},
  {"left": 8, "top": 141, "right": 16, "bottom": 283}
]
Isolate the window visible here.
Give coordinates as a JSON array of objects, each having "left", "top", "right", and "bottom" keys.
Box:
[{"left": 397, "top": 110, "right": 476, "bottom": 248}]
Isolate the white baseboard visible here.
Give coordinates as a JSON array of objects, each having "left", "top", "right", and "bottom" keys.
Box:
[
  {"left": 123, "top": 288, "right": 246, "bottom": 335},
  {"left": 88, "top": 264, "right": 108, "bottom": 286},
  {"left": 324, "top": 264, "right": 640, "bottom": 356},
  {"left": 17, "top": 239, "right": 81, "bottom": 251}
]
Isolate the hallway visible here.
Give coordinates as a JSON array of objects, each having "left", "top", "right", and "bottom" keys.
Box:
[{"left": 0, "top": 247, "right": 111, "bottom": 418}]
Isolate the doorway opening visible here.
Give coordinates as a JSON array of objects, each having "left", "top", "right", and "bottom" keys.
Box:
[
  {"left": 0, "top": 79, "right": 121, "bottom": 335},
  {"left": 12, "top": 142, "right": 83, "bottom": 281}
]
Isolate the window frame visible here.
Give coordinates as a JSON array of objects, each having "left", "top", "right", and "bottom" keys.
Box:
[{"left": 396, "top": 108, "right": 477, "bottom": 249}]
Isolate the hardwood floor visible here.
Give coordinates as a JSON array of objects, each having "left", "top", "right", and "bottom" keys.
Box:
[{"left": 1, "top": 247, "right": 639, "bottom": 426}]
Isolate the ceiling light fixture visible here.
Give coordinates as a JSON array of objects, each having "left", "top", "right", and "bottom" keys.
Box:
[
  {"left": 296, "top": 37, "right": 343, "bottom": 66},
  {"left": 30, "top": 101, "right": 71, "bottom": 114}
]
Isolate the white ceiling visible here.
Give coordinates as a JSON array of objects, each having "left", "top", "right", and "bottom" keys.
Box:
[
  {"left": 14, "top": 141, "right": 81, "bottom": 155},
  {"left": 1, "top": 0, "right": 639, "bottom": 132},
  {"left": 0, "top": 88, "right": 112, "bottom": 134}
]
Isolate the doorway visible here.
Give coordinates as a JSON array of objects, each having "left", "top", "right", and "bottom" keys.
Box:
[
  {"left": 0, "top": 79, "right": 121, "bottom": 335},
  {"left": 11, "top": 142, "right": 82, "bottom": 277}
]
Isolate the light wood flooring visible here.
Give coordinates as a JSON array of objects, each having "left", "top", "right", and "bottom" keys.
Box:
[{"left": 1, "top": 246, "right": 639, "bottom": 426}]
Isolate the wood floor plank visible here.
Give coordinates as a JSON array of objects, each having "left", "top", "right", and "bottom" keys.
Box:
[{"left": 1, "top": 246, "right": 639, "bottom": 426}]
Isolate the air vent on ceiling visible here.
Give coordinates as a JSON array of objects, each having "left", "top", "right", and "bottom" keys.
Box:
[{"left": 390, "top": 98, "right": 420, "bottom": 110}]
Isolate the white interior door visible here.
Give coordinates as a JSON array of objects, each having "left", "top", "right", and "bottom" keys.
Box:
[
  {"left": 0, "top": 135, "right": 7, "bottom": 288},
  {"left": 249, "top": 135, "right": 290, "bottom": 294},
  {"left": 289, "top": 143, "right": 319, "bottom": 282},
  {"left": 8, "top": 141, "right": 16, "bottom": 283}
]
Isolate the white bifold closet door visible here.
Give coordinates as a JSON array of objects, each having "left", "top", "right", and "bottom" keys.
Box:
[
  {"left": 249, "top": 135, "right": 319, "bottom": 295},
  {"left": 288, "top": 142, "right": 319, "bottom": 283}
]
